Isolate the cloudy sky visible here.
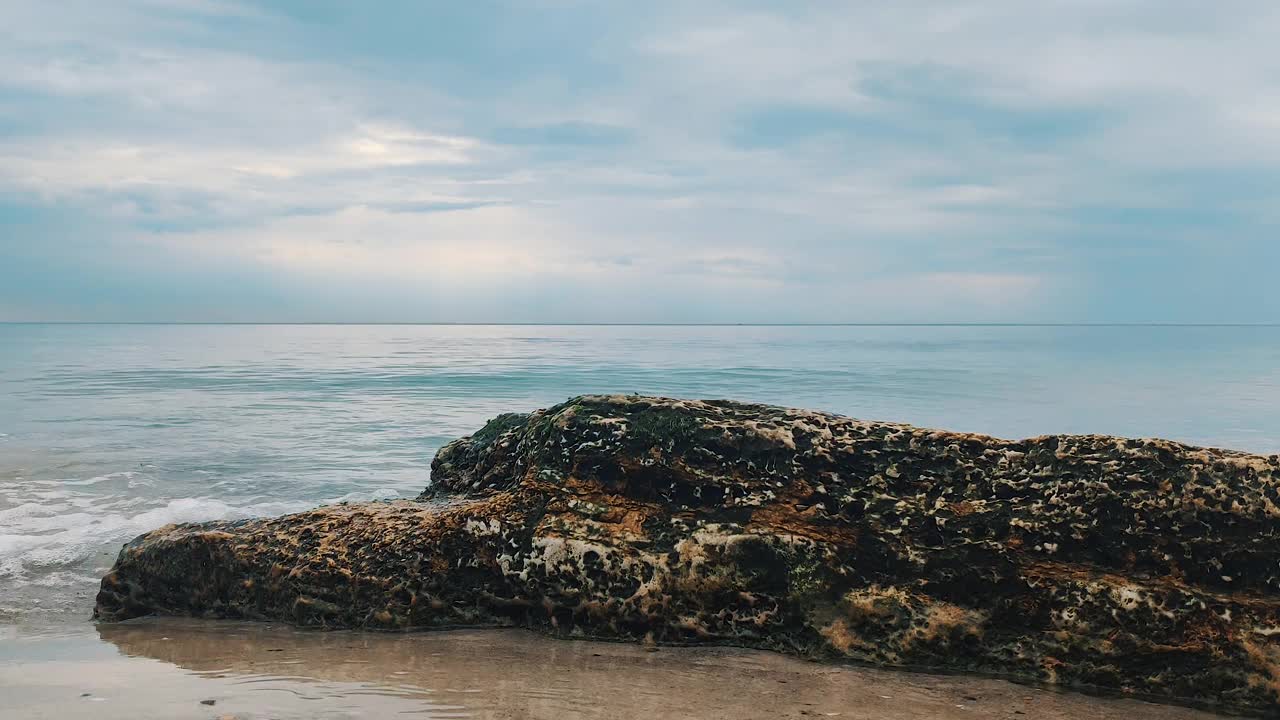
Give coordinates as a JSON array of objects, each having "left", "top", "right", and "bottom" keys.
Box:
[{"left": 1, "top": 0, "right": 1276, "bottom": 323}]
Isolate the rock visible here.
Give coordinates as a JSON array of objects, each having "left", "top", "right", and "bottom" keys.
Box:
[{"left": 95, "top": 395, "right": 1280, "bottom": 716}]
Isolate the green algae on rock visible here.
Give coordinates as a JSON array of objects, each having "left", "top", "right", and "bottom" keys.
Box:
[{"left": 95, "top": 395, "right": 1280, "bottom": 716}]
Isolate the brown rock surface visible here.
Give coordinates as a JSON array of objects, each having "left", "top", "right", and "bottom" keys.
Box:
[{"left": 96, "top": 395, "right": 1280, "bottom": 716}]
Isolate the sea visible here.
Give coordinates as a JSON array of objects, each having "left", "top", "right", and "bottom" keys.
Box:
[{"left": 2, "top": 323, "right": 1279, "bottom": 633}]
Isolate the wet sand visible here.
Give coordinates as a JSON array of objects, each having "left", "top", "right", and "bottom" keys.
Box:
[{"left": 1, "top": 619, "right": 1227, "bottom": 720}]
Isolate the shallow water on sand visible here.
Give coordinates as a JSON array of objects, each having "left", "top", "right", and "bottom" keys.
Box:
[{"left": 1, "top": 619, "right": 1222, "bottom": 720}]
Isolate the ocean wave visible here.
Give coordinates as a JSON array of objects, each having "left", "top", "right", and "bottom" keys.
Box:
[
  {"left": 0, "top": 496, "right": 310, "bottom": 582},
  {"left": 323, "top": 487, "right": 402, "bottom": 504},
  {"left": 44, "top": 471, "right": 142, "bottom": 487}
]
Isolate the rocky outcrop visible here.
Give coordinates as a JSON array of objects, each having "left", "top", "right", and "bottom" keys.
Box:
[{"left": 96, "top": 395, "right": 1280, "bottom": 716}]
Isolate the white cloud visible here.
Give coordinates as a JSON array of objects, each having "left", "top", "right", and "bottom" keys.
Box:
[
  {"left": 0, "top": 0, "right": 1275, "bottom": 321},
  {"left": 141, "top": 203, "right": 782, "bottom": 285},
  {"left": 3, "top": 124, "right": 481, "bottom": 190},
  {"left": 0, "top": 124, "right": 500, "bottom": 221}
]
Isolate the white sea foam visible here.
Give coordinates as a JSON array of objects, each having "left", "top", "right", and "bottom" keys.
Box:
[
  {"left": 0, "top": 495, "right": 310, "bottom": 582},
  {"left": 37, "top": 471, "right": 143, "bottom": 487},
  {"left": 323, "top": 487, "right": 402, "bottom": 504}
]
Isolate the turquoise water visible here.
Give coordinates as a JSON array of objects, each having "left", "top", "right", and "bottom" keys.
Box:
[{"left": 2, "top": 323, "right": 1279, "bottom": 628}]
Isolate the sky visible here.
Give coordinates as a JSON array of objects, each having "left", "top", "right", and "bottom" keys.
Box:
[{"left": 0, "top": 0, "right": 1277, "bottom": 323}]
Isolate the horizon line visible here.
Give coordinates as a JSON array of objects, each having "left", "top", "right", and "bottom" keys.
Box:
[{"left": 3, "top": 321, "right": 1279, "bottom": 328}]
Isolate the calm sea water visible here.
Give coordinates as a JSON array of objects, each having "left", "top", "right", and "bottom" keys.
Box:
[{"left": 2, "top": 323, "right": 1279, "bottom": 630}]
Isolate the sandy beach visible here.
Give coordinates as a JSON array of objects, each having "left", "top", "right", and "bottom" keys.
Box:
[{"left": 2, "top": 618, "right": 1226, "bottom": 720}]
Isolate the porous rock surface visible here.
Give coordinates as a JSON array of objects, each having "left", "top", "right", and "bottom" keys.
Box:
[{"left": 96, "top": 395, "right": 1280, "bottom": 715}]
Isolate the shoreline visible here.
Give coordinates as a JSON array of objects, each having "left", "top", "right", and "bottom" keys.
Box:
[{"left": 2, "top": 618, "right": 1226, "bottom": 720}]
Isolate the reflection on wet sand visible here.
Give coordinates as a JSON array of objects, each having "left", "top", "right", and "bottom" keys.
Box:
[{"left": 87, "top": 618, "right": 1220, "bottom": 720}]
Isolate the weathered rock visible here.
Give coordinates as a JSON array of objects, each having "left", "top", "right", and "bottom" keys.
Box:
[{"left": 95, "top": 395, "right": 1280, "bottom": 716}]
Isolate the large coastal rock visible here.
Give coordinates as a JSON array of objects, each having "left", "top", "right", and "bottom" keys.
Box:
[{"left": 96, "top": 395, "right": 1280, "bottom": 716}]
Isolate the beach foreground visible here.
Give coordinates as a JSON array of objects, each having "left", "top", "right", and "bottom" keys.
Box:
[{"left": 3, "top": 618, "right": 1224, "bottom": 720}]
